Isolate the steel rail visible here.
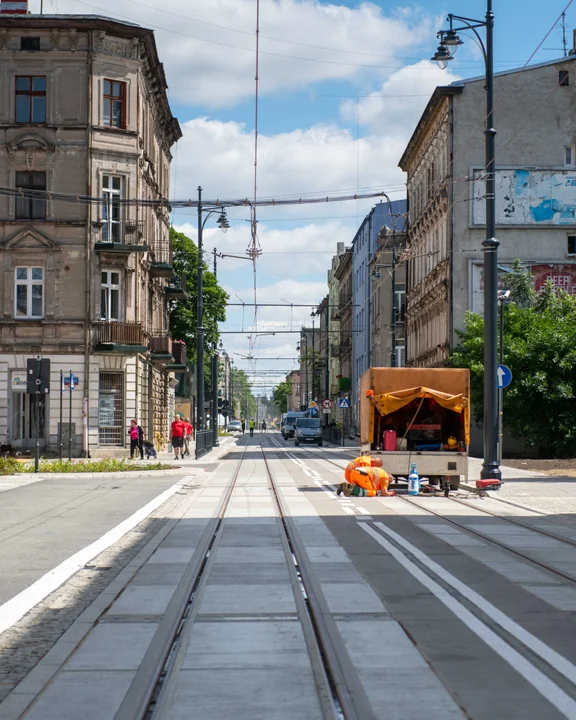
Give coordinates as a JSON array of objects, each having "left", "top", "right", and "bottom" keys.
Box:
[
  {"left": 115, "top": 443, "right": 249, "bottom": 720},
  {"left": 261, "top": 438, "right": 376, "bottom": 720},
  {"left": 310, "top": 452, "right": 576, "bottom": 586}
]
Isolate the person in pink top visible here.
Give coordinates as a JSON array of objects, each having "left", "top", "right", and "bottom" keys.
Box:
[{"left": 128, "top": 419, "right": 144, "bottom": 460}]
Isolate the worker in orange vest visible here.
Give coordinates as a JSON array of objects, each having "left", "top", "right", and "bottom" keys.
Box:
[
  {"left": 343, "top": 454, "right": 382, "bottom": 483},
  {"left": 338, "top": 459, "right": 394, "bottom": 498}
]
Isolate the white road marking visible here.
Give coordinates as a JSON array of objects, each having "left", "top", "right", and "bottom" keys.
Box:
[
  {"left": 362, "top": 522, "right": 576, "bottom": 718},
  {"left": 0, "top": 478, "right": 188, "bottom": 636}
]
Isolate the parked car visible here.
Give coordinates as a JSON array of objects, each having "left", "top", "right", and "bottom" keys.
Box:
[
  {"left": 228, "top": 420, "right": 242, "bottom": 433},
  {"left": 294, "top": 417, "right": 323, "bottom": 446}
]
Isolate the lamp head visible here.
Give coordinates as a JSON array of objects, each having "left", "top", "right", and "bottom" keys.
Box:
[
  {"left": 431, "top": 42, "right": 453, "bottom": 70},
  {"left": 443, "top": 29, "right": 463, "bottom": 53},
  {"left": 217, "top": 208, "right": 230, "bottom": 233}
]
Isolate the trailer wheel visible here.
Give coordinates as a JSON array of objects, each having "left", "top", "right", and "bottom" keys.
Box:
[
  {"left": 448, "top": 475, "right": 460, "bottom": 491},
  {"left": 428, "top": 477, "right": 440, "bottom": 486}
]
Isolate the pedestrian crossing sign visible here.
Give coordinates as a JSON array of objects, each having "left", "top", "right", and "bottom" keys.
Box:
[{"left": 338, "top": 397, "right": 350, "bottom": 409}]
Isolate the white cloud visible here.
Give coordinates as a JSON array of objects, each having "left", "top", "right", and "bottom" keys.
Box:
[
  {"left": 30, "top": 0, "right": 436, "bottom": 107},
  {"left": 172, "top": 117, "right": 407, "bottom": 217},
  {"left": 340, "top": 60, "right": 460, "bottom": 135},
  {"left": 174, "top": 220, "right": 353, "bottom": 278}
]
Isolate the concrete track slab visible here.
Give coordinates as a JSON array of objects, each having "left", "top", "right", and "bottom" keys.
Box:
[
  {"left": 65, "top": 623, "right": 156, "bottom": 670},
  {"left": 198, "top": 583, "right": 297, "bottom": 615},
  {"left": 166, "top": 668, "right": 323, "bottom": 720},
  {"left": 107, "top": 585, "right": 177, "bottom": 616}
]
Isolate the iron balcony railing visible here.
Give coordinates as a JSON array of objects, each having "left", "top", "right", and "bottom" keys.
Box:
[
  {"left": 93, "top": 220, "right": 146, "bottom": 249},
  {"left": 93, "top": 321, "right": 147, "bottom": 347},
  {"left": 150, "top": 335, "right": 173, "bottom": 355},
  {"left": 171, "top": 342, "right": 187, "bottom": 366}
]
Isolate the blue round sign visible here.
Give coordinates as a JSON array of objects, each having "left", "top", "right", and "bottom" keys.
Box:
[{"left": 497, "top": 365, "right": 512, "bottom": 389}]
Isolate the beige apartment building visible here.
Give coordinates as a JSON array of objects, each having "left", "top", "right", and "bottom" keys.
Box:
[
  {"left": 400, "top": 47, "right": 576, "bottom": 368},
  {"left": 0, "top": 13, "right": 182, "bottom": 455}
]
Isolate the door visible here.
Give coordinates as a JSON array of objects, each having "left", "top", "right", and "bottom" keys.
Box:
[{"left": 11, "top": 392, "right": 46, "bottom": 448}]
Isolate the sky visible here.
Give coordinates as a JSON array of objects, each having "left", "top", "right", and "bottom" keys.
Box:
[{"left": 29, "top": 0, "right": 576, "bottom": 396}]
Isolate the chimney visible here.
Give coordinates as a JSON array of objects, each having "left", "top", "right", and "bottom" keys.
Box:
[
  {"left": 0, "top": 1, "right": 28, "bottom": 13},
  {"left": 336, "top": 241, "right": 345, "bottom": 256}
]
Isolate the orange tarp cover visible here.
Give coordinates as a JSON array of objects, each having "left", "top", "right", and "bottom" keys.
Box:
[{"left": 360, "top": 368, "right": 470, "bottom": 446}]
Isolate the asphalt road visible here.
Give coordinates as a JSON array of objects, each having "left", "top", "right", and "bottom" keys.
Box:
[{"left": 0, "top": 471, "right": 185, "bottom": 606}]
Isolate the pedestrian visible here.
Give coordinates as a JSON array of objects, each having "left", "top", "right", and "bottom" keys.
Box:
[
  {"left": 249, "top": 418, "right": 255, "bottom": 437},
  {"left": 171, "top": 414, "right": 185, "bottom": 461},
  {"left": 261, "top": 420, "right": 267, "bottom": 433},
  {"left": 241, "top": 418, "right": 246, "bottom": 434},
  {"left": 183, "top": 417, "right": 193, "bottom": 456},
  {"left": 128, "top": 419, "right": 144, "bottom": 460}
]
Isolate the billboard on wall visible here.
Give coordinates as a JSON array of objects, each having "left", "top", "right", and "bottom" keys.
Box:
[
  {"left": 472, "top": 169, "right": 576, "bottom": 226},
  {"left": 470, "top": 262, "right": 576, "bottom": 314}
]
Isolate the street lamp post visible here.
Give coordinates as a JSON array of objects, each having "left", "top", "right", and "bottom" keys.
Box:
[
  {"left": 432, "top": 0, "right": 501, "bottom": 488},
  {"left": 195, "top": 186, "right": 230, "bottom": 459},
  {"left": 310, "top": 311, "right": 316, "bottom": 402}
]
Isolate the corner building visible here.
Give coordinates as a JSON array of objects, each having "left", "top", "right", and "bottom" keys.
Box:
[{"left": 0, "top": 13, "right": 182, "bottom": 455}]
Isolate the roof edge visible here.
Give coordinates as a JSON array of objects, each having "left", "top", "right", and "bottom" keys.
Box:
[{"left": 399, "top": 85, "right": 463, "bottom": 170}]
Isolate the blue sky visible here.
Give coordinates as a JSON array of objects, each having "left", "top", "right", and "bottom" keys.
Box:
[{"left": 30, "top": 0, "right": 576, "bottom": 394}]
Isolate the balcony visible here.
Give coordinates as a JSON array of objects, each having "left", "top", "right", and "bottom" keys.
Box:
[
  {"left": 168, "top": 341, "right": 187, "bottom": 370},
  {"left": 93, "top": 220, "right": 148, "bottom": 254},
  {"left": 150, "top": 238, "right": 175, "bottom": 279},
  {"left": 150, "top": 334, "right": 174, "bottom": 364},
  {"left": 164, "top": 282, "right": 189, "bottom": 301},
  {"left": 93, "top": 321, "right": 148, "bottom": 354}
]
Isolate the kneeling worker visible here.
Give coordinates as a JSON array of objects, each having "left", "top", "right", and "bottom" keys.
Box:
[
  {"left": 338, "top": 463, "right": 395, "bottom": 498},
  {"left": 343, "top": 454, "right": 380, "bottom": 484}
]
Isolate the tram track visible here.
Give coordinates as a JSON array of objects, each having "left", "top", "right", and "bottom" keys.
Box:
[
  {"left": 113, "top": 437, "right": 373, "bottom": 720},
  {"left": 310, "top": 452, "right": 576, "bottom": 587}
]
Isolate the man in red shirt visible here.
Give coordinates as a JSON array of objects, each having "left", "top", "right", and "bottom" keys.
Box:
[
  {"left": 183, "top": 417, "right": 193, "bottom": 456},
  {"left": 171, "top": 414, "right": 185, "bottom": 460}
]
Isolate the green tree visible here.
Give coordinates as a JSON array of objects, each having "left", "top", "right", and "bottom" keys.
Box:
[
  {"left": 273, "top": 380, "right": 292, "bottom": 414},
  {"left": 169, "top": 228, "right": 229, "bottom": 388},
  {"left": 230, "top": 367, "right": 256, "bottom": 420},
  {"left": 301, "top": 347, "right": 323, "bottom": 399},
  {"left": 451, "top": 271, "right": 576, "bottom": 457}
]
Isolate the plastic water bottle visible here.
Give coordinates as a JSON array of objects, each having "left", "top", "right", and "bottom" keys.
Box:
[{"left": 408, "top": 464, "right": 420, "bottom": 496}]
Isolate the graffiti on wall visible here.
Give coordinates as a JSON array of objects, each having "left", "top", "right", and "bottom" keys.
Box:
[
  {"left": 472, "top": 169, "right": 576, "bottom": 225},
  {"left": 471, "top": 263, "right": 576, "bottom": 314}
]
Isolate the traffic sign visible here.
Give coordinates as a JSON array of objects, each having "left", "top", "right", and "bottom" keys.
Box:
[
  {"left": 322, "top": 408, "right": 331, "bottom": 414},
  {"left": 322, "top": 398, "right": 332, "bottom": 410},
  {"left": 63, "top": 373, "right": 79, "bottom": 391},
  {"left": 497, "top": 365, "right": 512, "bottom": 390},
  {"left": 338, "top": 397, "right": 350, "bottom": 409},
  {"left": 309, "top": 401, "right": 317, "bottom": 408}
]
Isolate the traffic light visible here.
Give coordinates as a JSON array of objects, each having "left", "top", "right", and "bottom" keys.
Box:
[{"left": 218, "top": 398, "right": 223, "bottom": 412}]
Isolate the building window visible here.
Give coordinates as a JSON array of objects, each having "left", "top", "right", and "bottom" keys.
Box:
[
  {"left": 568, "top": 235, "right": 576, "bottom": 255},
  {"left": 21, "top": 37, "right": 40, "bottom": 51},
  {"left": 102, "top": 175, "right": 122, "bottom": 242},
  {"left": 16, "top": 76, "right": 46, "bottom": 123},
  {"left": 559, "top": 70, "right": 570, "bottom": 87},
  {"left": 566, "top": 146, "right": 574, "bottom": 167},
  {"left": 98, "top": 371, "right": 124, "bottom": 445},
  {"left": 101, "top": 270, "right": 121, "bottom": 321},
  {"left": 15, "top": 267, "right": 44, "bottom": 319},
  {"left": 103, "top": 79, "right": 126, "bottom": 128},
  {"left": 15, "top": 171, "right": 46, "bottom": 219},
  {"left": 395, "top": 345, "right": 405, "bottom": 367}
]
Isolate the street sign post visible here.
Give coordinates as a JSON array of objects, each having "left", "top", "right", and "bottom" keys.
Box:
[
  {"left": 497, "top": 365, "right": 512, "bottom": 390},
  {"left": 338, "top": 397, "right": 350, "bottom": 409}
]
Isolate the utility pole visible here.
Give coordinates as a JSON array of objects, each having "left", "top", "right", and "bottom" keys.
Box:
[
  {"left": 391, "top": 244, "right": 397, "bottom": 367},
  {"left": 196, "top": 186, "right": 205, "bottom": 451},
  {"left": 211, "top": 248, "right": 219, "bottom": 448}
]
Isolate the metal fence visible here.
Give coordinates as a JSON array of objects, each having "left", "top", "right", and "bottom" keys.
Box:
[
  {"left": 322, "top": 426, "right": 342, "bottom": 446},
  {"left": 195, "top": 429, "right": 213, "bottom": 459}
]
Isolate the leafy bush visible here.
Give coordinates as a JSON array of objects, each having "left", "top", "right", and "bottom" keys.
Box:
[
  {"left": 451, "top": 266, "right": 576, "bottom": 457},
  {"left": 0, "top": 458, "right": 21, "bottom": 475},
  {"left": 15, "top": 459, "right": 172, "bottom": 474}
]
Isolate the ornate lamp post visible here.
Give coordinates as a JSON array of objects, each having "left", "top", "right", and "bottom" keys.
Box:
[{"left": 432, "top": 1, "right": 501, "bottom": 489}]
